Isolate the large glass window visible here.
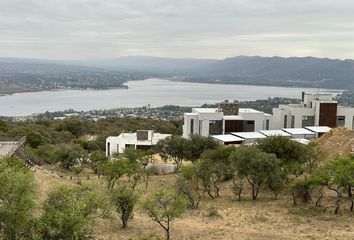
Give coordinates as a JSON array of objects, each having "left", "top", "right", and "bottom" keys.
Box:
[{"left": 291, "top": 116, "right": 295, "bottom": 128}]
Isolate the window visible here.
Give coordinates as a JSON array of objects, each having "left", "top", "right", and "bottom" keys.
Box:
[
  {"left": 336, "top": 116, "right": 345, "bottom": 127},
  {"left": 302, "top": 115, "right": 315, "bottom": 127},
  {"left": 209, "top": 120, "right": 223, "bottom": 135},
  {"left": 353, "top": 116, "right": 354, "bottom": 130},
  {"left": 125, "top": 144, "right": 135, "bottom": 149},
  {"left": 291, "top": 116, "right": 295, "bottom": 128},
  {"left": 244, "top": 120, "right": 255, "bottom": 132},
  {"left": 266, "top": 119, "right": 270, "bottom": 130},
  {"left": 284, "top": 115, "right": 288, "bottom": 128},
  {"left": 107, "top": 142, "right": 110, "bottom": 156},
  {"left": 190, "top": 119, "right": 194, "bottom": 134}
]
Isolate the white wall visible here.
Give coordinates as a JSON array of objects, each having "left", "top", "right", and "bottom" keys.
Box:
[{"left": 337, "top": 107, "right": 354, "bottom": 129}]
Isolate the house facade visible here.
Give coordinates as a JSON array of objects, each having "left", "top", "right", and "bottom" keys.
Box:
[
  {"left": 272, "top": 92, "right": 354, "bottom": 130},
  {"left": 106, "top": 130, "right": 171, "bottom": 157},
  {"left": 182, "top": 101, "right": 272, "bottom": 138}
]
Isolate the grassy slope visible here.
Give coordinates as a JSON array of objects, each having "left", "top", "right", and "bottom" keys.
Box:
[{"left": 34, "top": 165, "right": 354, "bottom": 240}]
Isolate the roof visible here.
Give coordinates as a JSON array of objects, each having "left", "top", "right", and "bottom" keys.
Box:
[
  {"left": 193, "top": 108, "right": 219, "bottom": 113},
  {"left": 0, "top": 141, "right": 21, "bottom": 158},
  {"left": 238, "top": 108, "right": 263, "bottom": 114},
  {"left": 305, "top": 126, "right": 332, "bottom": 133},
  {"left": 292, "top": 138, "right": 311, "bottom": 145},
  {"left": 212, "top": 134, "right": 245, "bottom": 143},
  {"left": 222, "top": 115, "right": 243, "bottom": 120},
  {"left": 259, "top": 130, "right": 292, "bottom": 137},
  {"left": 231, "top": 132, "right": 267, "bottom": 139},
  {"left": 283, "top": 128, "right": 316, "bottom": 135}
]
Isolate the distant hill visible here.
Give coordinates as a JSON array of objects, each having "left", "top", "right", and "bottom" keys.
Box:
[
  {"left": 72, "top": 56, "right": 218, "bottom": 74},
  {"left": 74, "top": 56, "right": 354, "bottom": 89},
  {"left": 191, "top": 56, "right": 354, "bottom": 89},
  {"left": 1, "top": 55, "right": 354, "bottom": 91}
]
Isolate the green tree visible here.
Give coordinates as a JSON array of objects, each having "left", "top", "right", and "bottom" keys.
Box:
[
  {"left": 0, "top": 119, "right": 9, "bottom": 132},
  {"left": 187, "top": 135, "right": 219, "bottom": 161},
  {"left": 156, "top": 136, "right": 190, "bottom": 170},
  {"left": 89, "top": 150, "right": 108, "bottom": 175},
  {"left": 176, "top": 165, "right": 201, "bottom": 208},
  {"left": 110, "top": 185, "right": 138, "bottom": 228},
  {"left": 311, "top": 155, "right": 354, "bottom": 214},
  {"left": 37, "top": 186, "right": 108, "bottom": 239},
  {"left": 230, "top": 146, "right": 282, "bottom": 200},
  {"left": 257, "top": 136, "right": 310, "bottom": 179},
  {"left": 143, "top": 189, "right": 187, "bottom": 240},
  {"left": 195, "top": 147, "right": 235, "bottom": 198},
  {"left": 0, "top": 157, "right": 36, "bottom": 240},
  {"left": 58, "top": 144, "right": 87, "bottom": 169}
]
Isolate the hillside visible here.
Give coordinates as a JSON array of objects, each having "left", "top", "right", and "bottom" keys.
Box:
[
  {"left": 1, "top": 55, "right": 354, "bottom": 94},
  {"left": 316, "top": 128, "right": 354, "bottom": 158},
  {"left": 76, "top": 56, "right": 354, "bottom": 90},
  {"left": 34, "top": 165, "right": 354, "bottom": 240}
]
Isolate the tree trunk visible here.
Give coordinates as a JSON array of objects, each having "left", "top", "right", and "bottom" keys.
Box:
[
  {"left": 334, "top": 191, "right": 341, "bottom": 214},
  {"left": 315, "top": 192, "right": 323, "bottom": 207},
  {"left": 347, "top": 186, "right": 353, "bottom": 211},
  {"left": 292, "top": 192, "right": 297, "bottom": 206}
]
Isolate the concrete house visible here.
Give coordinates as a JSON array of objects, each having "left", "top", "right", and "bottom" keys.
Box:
[
  {"left": 183, "top": 101, "right": 272, "bottom": 138},
  {"left": 106, "top": 130, "right": 171, "bottom": 157},
  {"left": 272, "top": 92, "right": 354, "bottom": 130}
]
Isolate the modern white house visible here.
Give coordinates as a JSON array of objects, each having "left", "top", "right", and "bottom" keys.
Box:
[
  {"left": 183, "top": 101, "right": 272, "bottom": 138},
  {"left": 272, "top": 92, "right": 354, "bottom": 130},
  {"left": 106, "top": 130, "right": 171, "bottom": 157}
]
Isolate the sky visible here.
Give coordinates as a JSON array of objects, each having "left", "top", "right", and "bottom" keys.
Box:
[{"left": 1, "top": 0, "right": 354, "bottom": 60}]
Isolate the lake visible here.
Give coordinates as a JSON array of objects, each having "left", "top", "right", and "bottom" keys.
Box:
[{"left": 0, "top": 78, "right": 342, "bottom": 116}]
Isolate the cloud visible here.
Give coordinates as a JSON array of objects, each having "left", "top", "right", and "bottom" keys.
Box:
[{"left": 0, "top": 0, "right": 354, "bottom": 59}]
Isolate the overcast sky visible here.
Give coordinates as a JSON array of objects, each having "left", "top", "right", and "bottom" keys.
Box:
[{"left": 1, "top": 0, "right": 354, "bottom": 60}]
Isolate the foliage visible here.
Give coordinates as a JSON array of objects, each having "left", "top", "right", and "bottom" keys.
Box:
[
  {"left": 176, "top": 165, "right": 201, "bottom": 208},
  {"left": 230, "top": 146, "right": 283, "bottom": 200},
  {"left": 58, "top": 144, "right": 88, "bottom": 169},
  {"left": 195, "top": 147, "right": 235, "bottom": 198},
  {"left": 37, "top": 186, "right": 108, "bottom": 240},
  {"left": 156, "top": 136, "right": 190, "bottom": 170},
  {"left": 187, "top": 135, "right": 219, "bottom": 161},
  {"left": 110, "top": 185, "right": 138, "bottom": 228},
  {"left": 89, "top": 150, "right": 108, "bottom": 175},
  {"left": 311, "top": 155, "right": 354, "bottom": 214},
  {"left": 143, "top": 189, "right": 187, "bottom": 240},
  {"left": 0, "top": 157, "right": 36, "bottom": 240}
]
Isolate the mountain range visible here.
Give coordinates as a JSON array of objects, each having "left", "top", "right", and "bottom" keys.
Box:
[{"left": 1, "top": 55, "right": 354, "bottom": 90}]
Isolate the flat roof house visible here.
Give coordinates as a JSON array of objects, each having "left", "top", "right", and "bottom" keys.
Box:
[
  {"left": 183, "top": 100, "right": 272, "bottom": 138},
  {"left": 106, "top": 130, "right": 171, "bottom": 157},
  {"left": 272, "top": 92, "right": 354, "bottom": 130}
]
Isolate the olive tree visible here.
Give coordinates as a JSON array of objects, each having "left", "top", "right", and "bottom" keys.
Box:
[{"left": 143, "top": 189, "right": 187, "bottom": 240}]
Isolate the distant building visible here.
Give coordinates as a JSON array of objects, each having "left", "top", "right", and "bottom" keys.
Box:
[
  {"left": 182, "top": 100, "right": 272, "bottom": 138},
  {"left": 106, "top": 130, "right": 171, "bottom": 157},
  {"left": 0, "top": 136, "right": 35, "bottom": 167},
  {"left": 272, "top": 92, "right": 354, "bottom": 130}
]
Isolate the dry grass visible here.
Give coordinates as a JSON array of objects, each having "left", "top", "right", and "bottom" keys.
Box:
[
  {"left": 316, "top": 128, "right": 354, "bottom": 158},
  {"left": 33, "top": 165, "right": 354, "bottom": 240}
]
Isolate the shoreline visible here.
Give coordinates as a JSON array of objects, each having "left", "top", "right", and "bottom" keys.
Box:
[{"left": 0, "top": 78, "right": 345, "bottom": 96}]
